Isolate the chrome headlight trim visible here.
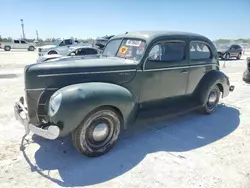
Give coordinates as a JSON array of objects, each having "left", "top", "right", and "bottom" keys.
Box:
[{"left": 48, "top": 92, "right": 62, "bottom": 116}]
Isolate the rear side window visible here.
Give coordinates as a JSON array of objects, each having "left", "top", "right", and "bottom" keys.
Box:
[{"left": 190, "top": 41, "right": 211, "bottom": 60}]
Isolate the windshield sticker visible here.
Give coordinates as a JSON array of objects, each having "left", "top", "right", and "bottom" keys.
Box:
[
  {"left": 118, "top": 46, "right": 128, "bottom": 55},
  {"left": 126, "top": 40, "right": 142, "bottom": 47}
]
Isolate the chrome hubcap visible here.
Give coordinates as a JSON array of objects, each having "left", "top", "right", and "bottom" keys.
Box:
[
  {"left": 208, "top": 92, "right": 217, "bottom": 104},
  {"left": 207, "top": 90, "right": 218, "bottom": 109},
  {"left": 92, "top": 123, "right": 109, "bottom": 142}
]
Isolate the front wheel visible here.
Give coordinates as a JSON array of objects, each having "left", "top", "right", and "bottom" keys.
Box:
[
  {"left": 28, "top": 46, "right": 35, "bottom": 51},
  {"left": 200, "top": 85, "right": 221, "bottom": 114},
  {"left": 48, "top": 50, "right": 57, "bottom": 55},
  {"left": 225, "top": 53, "right": 230, "bottom": 60},
  {"left": 72, "top": 107, "right": 122, "bottom": 157}
]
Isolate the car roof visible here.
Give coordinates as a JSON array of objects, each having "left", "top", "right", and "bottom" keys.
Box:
[{"left": 111, "top": 30, "right": 207, "bottom": 43}]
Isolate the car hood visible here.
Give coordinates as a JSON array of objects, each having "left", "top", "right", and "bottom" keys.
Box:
[
  {"left": 36, "top": 54, "right": 64, "bottom": 63},
  {"left": 39, "top": 45, "right": 57, "bottom": 49},
  {"left": 46, "top": 55, "right": 100, "bottom": 62},
  {"left": 25, "top": 57, "right": 138, "bottom": 89}
]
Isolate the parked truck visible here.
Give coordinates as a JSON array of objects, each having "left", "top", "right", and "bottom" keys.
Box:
[
  {"left": 37, "top": 38, "right": 89, "bottom": 56},
  {"left": 0, "top": 39, "right": 36, "bottom": 51}
]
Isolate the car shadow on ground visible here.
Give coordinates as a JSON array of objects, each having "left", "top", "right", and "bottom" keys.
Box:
[{"left": 21, "top": 104, "right": 240, "bottom": 187}]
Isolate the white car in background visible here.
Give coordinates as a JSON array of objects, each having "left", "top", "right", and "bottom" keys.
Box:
[
  {"left": 36, "top": 46, "right": 101, "bottom": 63},
  {"left": 38, "top": 38, "right": 91, "bottom": 56}
]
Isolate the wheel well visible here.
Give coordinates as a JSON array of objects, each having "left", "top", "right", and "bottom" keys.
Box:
[
  {"left": 92, "top": 105, "right": 124, "bottom": 128},
  {"left": 48, "top": 50, "right": 57, "bottom": 54},
  {"left": 217, "top": 83, "right": 224, "bottom": 94}
]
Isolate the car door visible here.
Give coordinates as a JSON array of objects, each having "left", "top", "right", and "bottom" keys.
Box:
[
  {"left": 186, "top": 40, "right": 217, "bottom": 94},
  {"left": 13, "top": 40, "right": 22, "bottom": 49},
  {"left": 20, "top": 40, "right": 28, "bottom": 49},
  {"left": 139, "top": 39, "right": 189, "bottom": 109},
  {"left": 56, "top": 40, "right": 74, "bottom": 55}
]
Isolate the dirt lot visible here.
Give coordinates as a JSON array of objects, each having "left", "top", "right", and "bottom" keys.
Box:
[{"left": 0, "top": 50, "right": 250, "bottom": 188}]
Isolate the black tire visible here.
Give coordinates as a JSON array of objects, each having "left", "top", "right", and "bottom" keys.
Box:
[
  {"left": 72, "top": 107, "right": 122, "bottom": 157},
  {"left": 28, "top": 46, "right": 35, "bottom": 51},
  {"left": 4, "top": 46, "right": 11, "bottom": 51},
  {"left": 48, "top": 50, "right": 57, "bottom": 55},
  {"left": 200, "top": 85, "right": 221, "bottom": 114},
  {"left": 225, "top": 53, "right": 230, "bottom": 60},
  {"left": 236, "top": 53, "right": 242, "bottom": 60}
]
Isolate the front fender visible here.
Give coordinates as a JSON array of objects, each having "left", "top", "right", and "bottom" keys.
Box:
[
  {"left": 194, "top": 70, "right": 230, "bottom": 106},
  {"left": 50, "top": 82, "right": 136, "bottom": 137}
]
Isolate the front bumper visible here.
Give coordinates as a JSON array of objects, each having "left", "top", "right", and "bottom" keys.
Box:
[{"left": 14, "top": 97, "right": 60, "bottom": 140}]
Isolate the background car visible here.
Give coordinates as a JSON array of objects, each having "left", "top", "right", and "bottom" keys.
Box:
[
  {"left": 94, "top": 35, "right": 114, "bottom": 50},
  {"left": 36, "top": 46, "right": 101, "bottom": 63},
  {"left": 38, "top": 38, "right": 90, "bottom": 56},
  {"left": 217, "top": 44, "right": 242, "bottom": 60},
  {"left": 0, "top": 39, "right": 36, "bottom": 51}
]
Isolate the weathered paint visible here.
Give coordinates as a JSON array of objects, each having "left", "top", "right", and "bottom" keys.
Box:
[{"left": 23, "top": 30, "right": 231, "bottom": 137}]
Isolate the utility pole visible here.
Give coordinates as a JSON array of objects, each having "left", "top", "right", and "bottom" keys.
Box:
[
  {"left": 20, "top": 19, "right": 25, "bottom": 39},
  {"left": 36, "top": 30, "right": 39, "bottom": 41}
]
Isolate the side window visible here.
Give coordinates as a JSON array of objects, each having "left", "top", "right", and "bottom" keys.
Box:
[
  {"left": 14, "top": 40, "right": 19, "bottom": 43},
  {"left": 161, "top": 42, "right": 185, "bottom": 61},
  {"left": 59, "top": 41, "right": 65, "bottom": 46},
  {"left": 21, "top": 40, "right": 26, "bottom": 44},
  {"left": 190, "top": 41, "right": 211, "bottom": 60},
  {"left": 85, "top": 48, "right": 98, "bottom": 55},
  {"left": 75, "top": 49, "right": 86, "bottom": 56},
  {"left": 148, "top": 42, "right": 185, "bottom": 62},
  {"left": 64, "top": 39, "right": 73, "bottom": 45}
]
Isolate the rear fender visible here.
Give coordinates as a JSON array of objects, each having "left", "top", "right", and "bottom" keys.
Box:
[
  {"left": 193, "top": 70, "right": 230, "bottom": 106},
  {"left": 50, "top": 82, "right": 136, "bottom": 137}
]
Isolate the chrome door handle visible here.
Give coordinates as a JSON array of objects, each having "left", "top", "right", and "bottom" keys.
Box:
[{"left": 181, "top": 69, "right": 188, "bottom": 73}]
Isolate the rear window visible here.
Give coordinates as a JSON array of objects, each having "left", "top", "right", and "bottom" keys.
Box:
[{"left": 190, "top": 41, "right": 212, "bottom": 60}]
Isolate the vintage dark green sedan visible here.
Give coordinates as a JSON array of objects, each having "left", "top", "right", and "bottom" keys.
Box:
[{"left": 14, "top": 31, "right": 235, "bottom": 157}]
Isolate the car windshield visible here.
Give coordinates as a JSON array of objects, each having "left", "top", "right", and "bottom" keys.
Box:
[
  {"left": 53, "top": 39, "right": 63, "bottom": 46},
  {"left": 102, "top": 38, "right": 146, "bottom": 61}
]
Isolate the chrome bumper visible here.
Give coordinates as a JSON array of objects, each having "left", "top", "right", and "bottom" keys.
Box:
[{"left": 14, "top": 97, "right": 60, "bottom": 140}]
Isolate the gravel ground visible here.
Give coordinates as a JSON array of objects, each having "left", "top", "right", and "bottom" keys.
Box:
[{"left": 0, "top": 50, "right": 250, "bottom": 188}]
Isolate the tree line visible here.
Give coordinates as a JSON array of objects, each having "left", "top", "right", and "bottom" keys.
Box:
[
  {"left": 0, "top": 35, "right": 249, "bottom": 45},
  {"left": 0, "top": 35, "right": 94, "bottom": 43}
]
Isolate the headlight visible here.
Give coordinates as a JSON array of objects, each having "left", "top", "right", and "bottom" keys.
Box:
[{"left": 48, "top": 92, "right": 62, "bottom": 116}]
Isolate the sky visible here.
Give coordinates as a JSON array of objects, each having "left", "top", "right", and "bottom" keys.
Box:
[{"left": 0, "top": 0, "right": 250, "bottom": 40}]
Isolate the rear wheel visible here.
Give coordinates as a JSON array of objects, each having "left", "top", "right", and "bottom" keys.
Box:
[
  {"left": 236, "top": 53, "right": 242, "bottom": 60},
  {"left": 200, "top": 85, "right": 221, "bottom": 114},
  {"left": 72, "top": 107, "right": 122, "bottom": 157},
  {"left": 28, "top": 46, "right": 35, "bottom": 51},
  {"left": 4, "top": 46, "right": 11, "bottom": 51}
]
